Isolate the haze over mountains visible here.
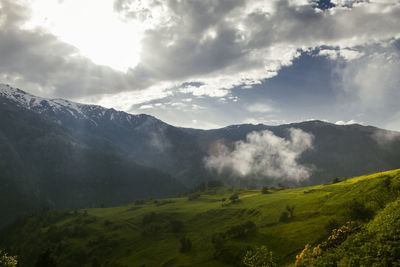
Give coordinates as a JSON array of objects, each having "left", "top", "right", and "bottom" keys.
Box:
[{"left": 1, "top": 83, "right": 400, "bottom": 226}]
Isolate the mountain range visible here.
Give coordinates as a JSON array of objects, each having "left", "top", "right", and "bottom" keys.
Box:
[{"left": 1, "top": 83, "right": 400, "bottom": 226}]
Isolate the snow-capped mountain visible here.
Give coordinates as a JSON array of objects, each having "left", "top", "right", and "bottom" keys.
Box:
[
  {"left": 0, "top": 83, "right": 205, "bottom": 186},
  {"left": 2, "top": 83, "right": 400, "bottom": 190},
  {"left": 0, "top": 83, "right": 162, "bottom": 128}
]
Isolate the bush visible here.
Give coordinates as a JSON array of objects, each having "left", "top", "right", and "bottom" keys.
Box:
[
  {"left": 331, "top": 177, "right": 341, "bottom": 184},
  {"left": 346, "top": 199, "right": 374, "bottom": 222},
  {"left": 170, "top": 220, "right": 185, "bottom": 233},
  {"left": 0, "top": 250, "right": 18, "bottom": 267},
  {"left": 242, "top": 246, "right": 276, "bottom": 267},
  {"left": 325, "top": 218, "right": 341, "bottom": 233},
  {"left": 208, "top": 180, "right": 224, "bottom": 188},
  {"left": 135, "top": 199, "right": 145, "bottom": 205},
  {"left": 295, "top": 221, "right": 359, "bottom": 266},
  {"left": 224, "top": 221, "right": 256, "bottom": 239},
  {"left": 34, "top": 249, "right": 57, "bottom": 267},
  {"left": 142, "top": 212, "right": 158, "bottom": 225},
  {"left": 279, "top": 211, "right": 290, "bottom": 222},
  {"left": 179, "top": 236, "right": 192, "bottom": 253},
  {"left": 187, "top": 193, "right": 201, "bottom": 201}
]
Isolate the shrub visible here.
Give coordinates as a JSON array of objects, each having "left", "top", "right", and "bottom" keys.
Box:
[
  {"left": 242, "top": 246, "right": 276, "bottom": 267},
  {"left": 346, "top": 199, "right": 374, "bottom": 221},
  {"left": 325, "top": 218, "right": 341, "bottom": 233},
  {"left": 170, "top": 220, "right": 185, "bottom": 233},
  {"left": 34, "top": 249, "right": 57, "bottom": 267},
  {"left": 179, "top": 236, "right": 192, "bottom": 253},
  {"left": 187, "top": 193, "right": 201, "bottom": 201},
  {"left": 135, "top": 199, "right": 145, "bottom": 205},
  {"left": 142, "top": 212, "right": 158, "bottom": 225},
  {"left": 331, "top": 177, "right": 341, "bottom": 184},
  {"left": 208, "top": 180, "right": 224, "bottom": 188},
  {"left": 277, "top": 183, "right": 287, "bottom": 190},
  {"left": 295, "top": 221, "right": 359, "bottom": 266},
  {"left": 279, "top": 211, "right": 290, "bottom": 222},
  {"left": 0, "top": 250, "right": 17, "bottom": 267},
  {"left": 224, "top": 221, "right": 256, "bottom": 239}
]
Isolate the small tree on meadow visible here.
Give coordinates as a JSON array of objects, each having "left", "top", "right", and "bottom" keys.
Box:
[
  {"left": 261, "top": 186, "right": 270, "bottom": 194},
  {"left": 229, "top": 193, "right": 239, "bottom": 202},
  {"left": 286, "top": 205, "right": 295, "bottom": 218}
]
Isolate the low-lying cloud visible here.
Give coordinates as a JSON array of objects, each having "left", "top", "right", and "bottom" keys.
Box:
[{"left": 204, "top": 128, "right": 314, "bottom": 181}]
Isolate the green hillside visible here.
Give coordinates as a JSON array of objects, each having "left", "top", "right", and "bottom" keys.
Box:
[{"left": 2, "top": 169, "right": 400, "bottom": 266}]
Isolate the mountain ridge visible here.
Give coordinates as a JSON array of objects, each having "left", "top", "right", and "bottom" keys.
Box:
[
  {"left": 2, "top": 83, "right": 387, "bottom": 133},
  {"left": 1, "top": 83, "right": 400, "bottom": 227}
]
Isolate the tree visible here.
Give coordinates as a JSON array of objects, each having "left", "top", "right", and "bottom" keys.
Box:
[
  {"left": 229, "top": 193, "right": 239, "bottom": 202},
  {"left": 242, "top": 246, "right": 276, "bottom": 267},
  {"left": 286, "top": 205, "right": 295, "bottom": 218},
  {"left": 34, "top": 249, "right": 57, "bottom": 267},
  {"left": 331, "top": 177, "right": 340, "bottom": 184},
  {"left": 261, "top": 186, "right": 270, "bottom": 194}
]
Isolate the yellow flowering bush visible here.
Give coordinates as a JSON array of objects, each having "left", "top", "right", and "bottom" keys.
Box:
[
  {"left": 295, "top": 221, "right": 358, "bottom": 266},
  {"left": 0, "top": 250, "right": 17, "bottom": 267},
  {"left": 242, "top": 245, "right": 276, "bottom": 267}
]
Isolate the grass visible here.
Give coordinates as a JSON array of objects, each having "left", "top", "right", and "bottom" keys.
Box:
[{"left": 2, "top": 169, "right": 400, "bottom": 266}]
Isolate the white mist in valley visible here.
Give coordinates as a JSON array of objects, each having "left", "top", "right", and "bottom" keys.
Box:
[{"left": 204, "top": 128, "right": 314, "bottom": 181}]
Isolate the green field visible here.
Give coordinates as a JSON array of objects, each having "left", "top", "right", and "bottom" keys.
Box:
[{"left": 2, "top": 169, "right": 400, "bottom": 266}]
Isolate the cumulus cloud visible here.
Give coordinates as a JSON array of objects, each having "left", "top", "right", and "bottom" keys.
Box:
[
  {"left": 333, "top": 41, "right": 400, "bottom": 120},
  {"left": 204, "top": 128, "right": 314, "bottom": 181},
  {"left": 112, "top": 0, "right": 400, "bottom": 98},
  {"left": 1, "top": 0, "right": 400, "bottom": 111}
]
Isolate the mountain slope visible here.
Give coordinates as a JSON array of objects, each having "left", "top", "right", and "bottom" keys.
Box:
[
  {"left": 1, "top": 169, "right": 399, "bottom": 266},
  {"left": 189, "top": 121, "right": 400, "bottom": 186},
  {"left": 2, "top": 83, "right": 400, "bottom": 189},
  {"left": 0, "top": 84, "right": 207, "bottom": 186},
  {"left": 0, "top": 94, "right": 186, "bottom": 227}
]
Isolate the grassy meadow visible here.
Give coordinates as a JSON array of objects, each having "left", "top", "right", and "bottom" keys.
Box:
[{"left": 2, "top": 169, "right": 400, "bottom": 266}]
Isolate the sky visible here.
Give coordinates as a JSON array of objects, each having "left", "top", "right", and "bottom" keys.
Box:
[{"left": 0, "top": 0, "right": 400, "bottom": 130}]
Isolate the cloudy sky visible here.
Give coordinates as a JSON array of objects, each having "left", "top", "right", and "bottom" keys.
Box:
[{"left": 0, "top": 0, "right": 400, "bottom": 130}]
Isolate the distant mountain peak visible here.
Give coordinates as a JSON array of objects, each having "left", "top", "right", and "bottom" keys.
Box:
[
  {"left": 0, "top": 83, "right": 88, "bottom": 118},
  {"left": 0, "top": 83, "right": 162, "bottom": 128}
]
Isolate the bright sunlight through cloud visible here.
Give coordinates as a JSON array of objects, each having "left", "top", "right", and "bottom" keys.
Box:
[{"left": 25, "top": 0, "right": 141, "bottom": 72}]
